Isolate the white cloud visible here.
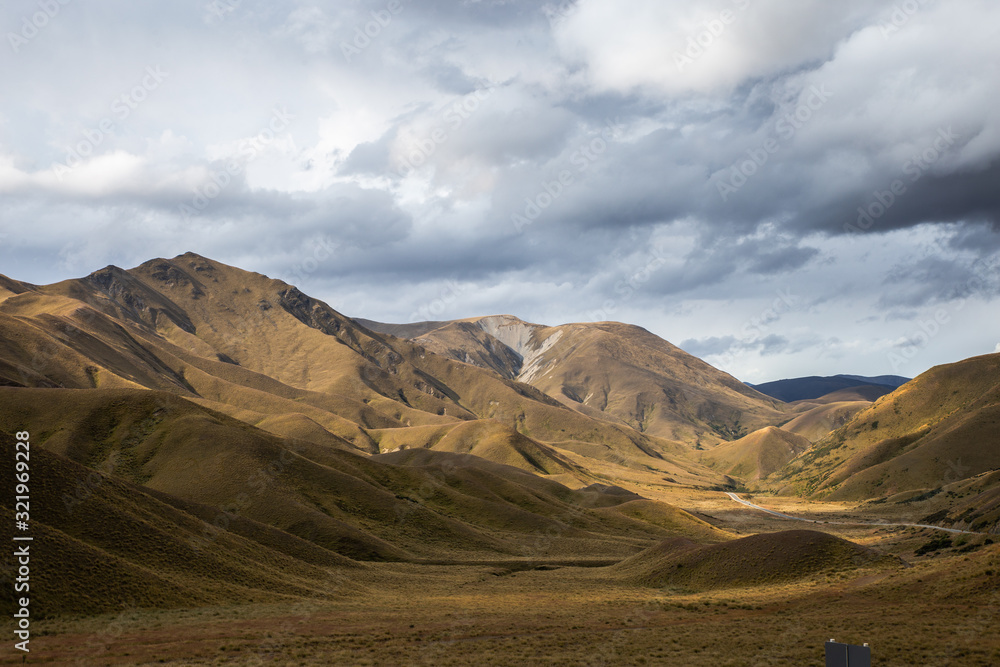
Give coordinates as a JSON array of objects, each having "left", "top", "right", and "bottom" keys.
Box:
[{"left": 553, "top": 0, "right": 876, "bottom": 96}]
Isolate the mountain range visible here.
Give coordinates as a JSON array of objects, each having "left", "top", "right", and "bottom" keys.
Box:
[{"left": 1, "top": 252, "right": 997, "bottom": 625}]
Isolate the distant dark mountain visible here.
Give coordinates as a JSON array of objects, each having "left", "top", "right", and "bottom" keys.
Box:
[
  {"left": 838, "top": 375, "right": 910, "bottom": 389},
  {"left": 749, "top": 375, "right": 910, "bottom": 403}
]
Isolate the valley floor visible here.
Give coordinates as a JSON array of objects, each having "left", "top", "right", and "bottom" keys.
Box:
[{"left": 12, "top": 493, "right": 1000, "bottom": 667}]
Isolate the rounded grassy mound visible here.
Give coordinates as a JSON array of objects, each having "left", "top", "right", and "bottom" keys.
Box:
[{"left": 614, "top": 529, "right": 900, "bottom": 590}]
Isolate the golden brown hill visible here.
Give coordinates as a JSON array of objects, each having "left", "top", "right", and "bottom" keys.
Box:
[
  {"left": 0, "top": 387, "right": 701, "bottom": 565},
  {"left": 364, "top": 315, "right": 786, "bottom": 447},
  {"left": 373, "top": 448, "right": 733, "bottom": 545},
  {"left": 369, "top": 419, "right": 588, "bottom": 479},
  {"left": 0, "top": 274, "right": 35, "bottom": 301},
  {"left": 927, "top": 472, "right": 1000, "bottom": 534},
  {"left": 780, "top": 401, "right": 871, "bottom": 442},
  {"left": 124, "top": 258, "right": 707, "bottom": 466},
  {"left": 701, "top": 426, "right": 812, "bottom": 481},
  {"left": 407, "top": 320, "right": 525, "bottom": 380},
  {"left": 590, "top": 499, "right": 734, "bottom": 544},
  {"left": 768, "top": 353, "right": 1000, "bottom": 500},
  {"left": 0, "top": 287, "right": 436, "bottom": 451},
  {"left": 0, "top": 255, "right": 716, "bottom": 481},
  {"left": 612, "top": 529, "right": 900, "bottom": 591}
]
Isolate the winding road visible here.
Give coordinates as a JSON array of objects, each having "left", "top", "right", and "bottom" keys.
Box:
[{"left": 724, "top": 492, "right": 987, "bottom": 536}]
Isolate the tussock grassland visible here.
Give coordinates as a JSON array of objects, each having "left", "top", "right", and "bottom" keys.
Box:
[{"left": 14, "top": 541, "right": 1000, "bottom": 666}]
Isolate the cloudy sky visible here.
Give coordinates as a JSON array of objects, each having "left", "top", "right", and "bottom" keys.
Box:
[{"left": 1, "top": 0, "right": 999, "bottom": 383}]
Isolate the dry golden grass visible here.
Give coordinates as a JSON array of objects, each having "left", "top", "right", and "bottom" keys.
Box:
[
  {"left": 370, "top": 419, "right": 589, "bottom": 479},
  {"left": 12, "top": 541, "right": 999, "bottom": 666},
  {"left": 613, "top": 529, "right": 902, "bottom": 591},
  {"left": 0, "top": 388, "right": 715, "bottom": 605},
  {"left": 780, "top": 400, "right": 871, "bottom": 442}
]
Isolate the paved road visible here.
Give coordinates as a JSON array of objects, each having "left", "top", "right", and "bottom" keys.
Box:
[{"left": 724, "top": 492, "right": 987, "bottom": 536}]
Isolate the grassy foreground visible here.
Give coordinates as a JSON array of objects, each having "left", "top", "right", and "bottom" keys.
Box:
[{"left": 11, "top": 539, "right": 999, "bottom": 666}]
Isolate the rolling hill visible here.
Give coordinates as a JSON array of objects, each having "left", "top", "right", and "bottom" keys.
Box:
[
  {"left": 612, "top": 529, "right": 901, "bottom": 591},
  {"left": 0, "top": 387, "right": 701, "bottom": 563},
  {"left": 779, "top": 400, "right": 873, "bottom": 443},
  {"left": 0, "top": 385, "right": 746, "bottom": 620},
  {"left": 0, "top": 253, "right": 772, "bottom": 617},
  {"left": 701, "top": 426, "right": 812, "bottom": 481},
  {"left": 765, "top": 353, "right": 1000, "bottom": 501},
  {"left": 0, "top": 432, "right": 363, "bottom": 618}
]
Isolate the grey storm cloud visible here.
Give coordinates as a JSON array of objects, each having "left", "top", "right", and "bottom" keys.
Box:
[{"left": 1, "top": 0, "right": 999, "bottom": 382}]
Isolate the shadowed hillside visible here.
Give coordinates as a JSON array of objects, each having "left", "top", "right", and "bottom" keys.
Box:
[
  {"left": 0, "top": 388, "right": 724, "bottom": 592},
  {"left": 368, "top": 419, "right": 588, "bottom": 479},
  {"left": 780, "top": 400, "right": 872, "bottom": 442},
  {"left": 612, "top": 529, "right": 901, "bottom": 591},
  {"left": 880, "top": 470, "right": 1000, "bottom": 535},
  {"left": 0, "top": 430, "right": 362, "bottom": 618}
]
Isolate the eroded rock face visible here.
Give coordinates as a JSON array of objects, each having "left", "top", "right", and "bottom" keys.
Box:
[
  {"left": 86, "top": 265, "right": 197, "bottom": 334},
  {"left": 277, "top": 286, "right": 343, "bottom": 337},
  {"left": 476, "top": 315, "right": 540, "bottom": 359},
  {"left": 474, "top": 315, "right": 563, "bottom": 383}
]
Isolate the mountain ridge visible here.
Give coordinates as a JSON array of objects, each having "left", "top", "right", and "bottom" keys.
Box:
[
  {"left": 0, "top": 254, "right": 728, "bottom": 486},
  {"left": 750, "top": 374, "right": 910, "bottom": 403},
  {"left": 359, "top": 314, "right": 786, "bottom": 447}
]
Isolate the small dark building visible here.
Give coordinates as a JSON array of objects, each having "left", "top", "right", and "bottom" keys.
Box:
[{"left": 825, "top": 640, "right": 871, "bottom": 667}]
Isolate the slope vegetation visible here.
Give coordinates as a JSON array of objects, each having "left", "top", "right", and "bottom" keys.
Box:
[
  {"left": 0, "top": 430, "right": 360, "bottom": 618},
  {"left": 768, "top": 353, "right": 1000, "bottom": 500},
  {"left": 702, "top": 426, "right": 812, "bottom": 481},
  {"left": 369, "top": 419, "right": 586, "bottom": 478},
  {"left": 780, "top": 400, "right": 872, "bottom": 442}
]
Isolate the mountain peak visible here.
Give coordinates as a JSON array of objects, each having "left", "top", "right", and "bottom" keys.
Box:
[
  {"left": 175, "top": 250, "right": 211, "bottom": 260},
  {"left": 88, "top": 263, "right": 129, "bottom": 278}
]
